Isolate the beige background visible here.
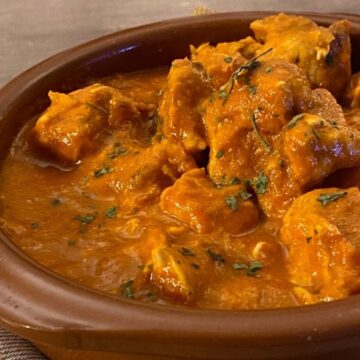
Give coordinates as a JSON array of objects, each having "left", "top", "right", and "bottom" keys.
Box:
[{"left": 1, "top": 0, "right": 360, "bottom": 87}]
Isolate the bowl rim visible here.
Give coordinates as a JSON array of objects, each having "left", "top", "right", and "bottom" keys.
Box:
[{"left": 1, "top": 10, "right": 360, "bottom": 356}]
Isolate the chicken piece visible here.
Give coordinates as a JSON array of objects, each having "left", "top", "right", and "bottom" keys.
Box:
[
  {"left": 34, "top": 84, "right": 154, "bottom": 162},
  {"left": 85, "top": 138, "right": 196, "bottom": 211},
  {"left": 345, "top": 72, "right": 360, "bottom": 109},
  {"left": 202, "top": 53, "right": 358, "bottom": 217},
  {"left": 150, "top": 245, "right": 212, "bottom": 303},
  {"left": 161, "top": 168, "right": 259, "bottom": 234},
  {"left": 203, "top": 58, "right": 313, "bottom": 184},
  {"left": 158, "top": 59, "right": 213, "bottom": 152},
  {"left": 282, "top": 113, "right": 360, "bottom": 189},
  {"left": 190, "top": 41, "right": 250, "bottom": 88},
  {"left": 250, "top": 13, "right": 351, "bottom": 99},
  {"left": 280, "top": 187, "right": 360, "bottom": 304}
]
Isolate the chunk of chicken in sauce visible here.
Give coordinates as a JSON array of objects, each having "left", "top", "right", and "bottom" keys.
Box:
[
  {"left": 34, "top": 84, "right": 156, "bottom": 162},
  {"left": 249, "top": 13, "right": 351, "bottom": 99},
  {"left": 202, "top": 54, "right": 360, "bottom": 217},
  {"left": 159, "top": 59, "right": 213, "bottom": 152},
  {"left": 85, "top": 138, "right": 196, "bottom": 212},
  {"left": 190, "top": 41, "right": 250, "bottom": 88},
  {"left": 149, "top": 245, "right": 213, "bottom": 303},
  {"left": 203, "top": 58, "right": 313, "bottom": 185},
  {"left": 280, "top": 187, "right": 360, "bottom": 304},
  {"left": 161, "top": 168, "right": 259, "bottom": 234}
]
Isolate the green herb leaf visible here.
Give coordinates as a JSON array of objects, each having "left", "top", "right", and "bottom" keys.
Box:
[
  {"left": 232, "top": 263, "right": 248, "bottom": 271},
  {"left": 287, "top": 114, "right": 304, "bottom": 129},
  {"left": 264, "top": 67, "right": 272, "bottom": 73},
  {"left": 317, "top": 191, "right": 347, "bottom": 206},
  {"left": 108, "top": 143, "right": 127, "bottom": 159},
  {"left": 250, "top": 110, "right": 271, "bottom": 153},
  {"left": 106, "top": 206, "right": 117, "bottom": 219},
  {"left": 239, "top": 191, "right": 252, "bottom": 200},
  {"left": 247, "top": 260, "right": 264, "bottom": 276},
  {"left": 74, "top": 214, "right": 96, "bottom": 224},
  {"left": 233, "top": 260, "right": 264, "bottom": 276},
  {"left": 191, "top": 263, "right": 200, "bottom": 269},
  {"left": 225, "top": 195, "right": 238, "bottom": 211},
  {"left": 252, "top": 172, "right": 268, "bottom": 195},
  {"left": 224, "top": 56, "right": 233, "bottom": 63},
  {"left": 121, "top": 280, "right": 134, "bottom": 298},
  {"left": 216, "top": 149, "right": 224, "bottom": 159},
  {"left": 248, "top": 84, "right": 257, "bottom": 95},
  {"left": 31, "top": 222, "right": 39, "bottom": 229},
  {"left": 218, "top": 89, "right": 228, "bottom": 101},
  {"left": 228, "top": 177, "right": 240, "bottom": 185},
  {"left": 94, "top": 165, "right": 112, "bottom": 178},
  {"left": 218, "top": 48, "right": 273, "bottom": 104},
  {"left": 207, "top": 249, "right": 226, "bottom": 263},
  {"left": 179, "top": 247, "right": 196, "bottom": 257}
]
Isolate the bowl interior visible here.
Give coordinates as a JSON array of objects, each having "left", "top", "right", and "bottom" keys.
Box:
[{"left": 1, "top": 11, "right": 360, "bottom": 359}]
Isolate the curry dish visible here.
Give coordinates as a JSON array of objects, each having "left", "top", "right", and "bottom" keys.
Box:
[{"left": 2, "top": 13, "right": 360, "bottom": 309}]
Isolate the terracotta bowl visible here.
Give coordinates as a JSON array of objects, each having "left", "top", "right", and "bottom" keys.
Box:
[{"left": 1, "top": 12, "right": 360, "bottom": 360}]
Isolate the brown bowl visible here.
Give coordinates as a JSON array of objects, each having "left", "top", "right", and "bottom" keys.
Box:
[{"left": 1, "top": 11, "right": 360, "bottom": 360}]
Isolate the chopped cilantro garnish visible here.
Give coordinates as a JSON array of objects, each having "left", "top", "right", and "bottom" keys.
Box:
[
  {"left": 239, "top": 191, "right": 252, "bottom": 200},
  {"left": 108, "top": 143, "right": 127, "bottom": 159},
  {"left": 233, "top": 260, "right": 264, "bottom": 276},
  {"left": 218, "top": 90, "right": 228, "bottom": 101},
  {"left": 250, "top": 110, "right": 271, "bottom": 153},
  {"left": 264, "top": 67, "right": 272, "bottom": 73},
  {"left": 74, "top": 214, "right": 96, "bottom": 224},
  {"left": 317, "top": 191, "right": 347, "bottom": 206},
  {"left": 31, "top": 222, "right": 39, "bottom": 229},
  {"left": 224, "top": 56, "right": 233, "bottom": 63},
  {"left": 248, "top": 84, "right": 257, "bottom": 95},
  {"left": 216, "top": 149, "right": 224, "bottom": 159},
  {"left": 228, "top": 177, "right": 240, "bottom": 185},
  {"left": 252, "top": 172, "right": 268, "bottom": 195},
  {"left": 247, "top": 260, "right": 264, "bottom": 276},
  {"left": 225, "top": 195, "right": 238, "bottom": 211},
  {"left": 207, "top": 249, "right": 226, "bottom": 263},
  {"left": 179, "top": 247, "right": 196, "bottom": 257},
  {"left": 287, "top": 114, "right": 304, "bottom": 129},
  {"left": 105, "top": 206, "right": 117, "bottom": 219},
  {"left": 121, "top": 280, "right": 134, "bottom": 298},
  {"left": 218, "top": 48, "right": 273, "bottom": 104},
  {"left": 232, "top": 263, "right": 248, "bottom": 271},
  {"left": 94, "top": 165, "right": 112, "bottom": 178},
  {"left": 191, "top": 263, "right": 200, "bottom": 269}
]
